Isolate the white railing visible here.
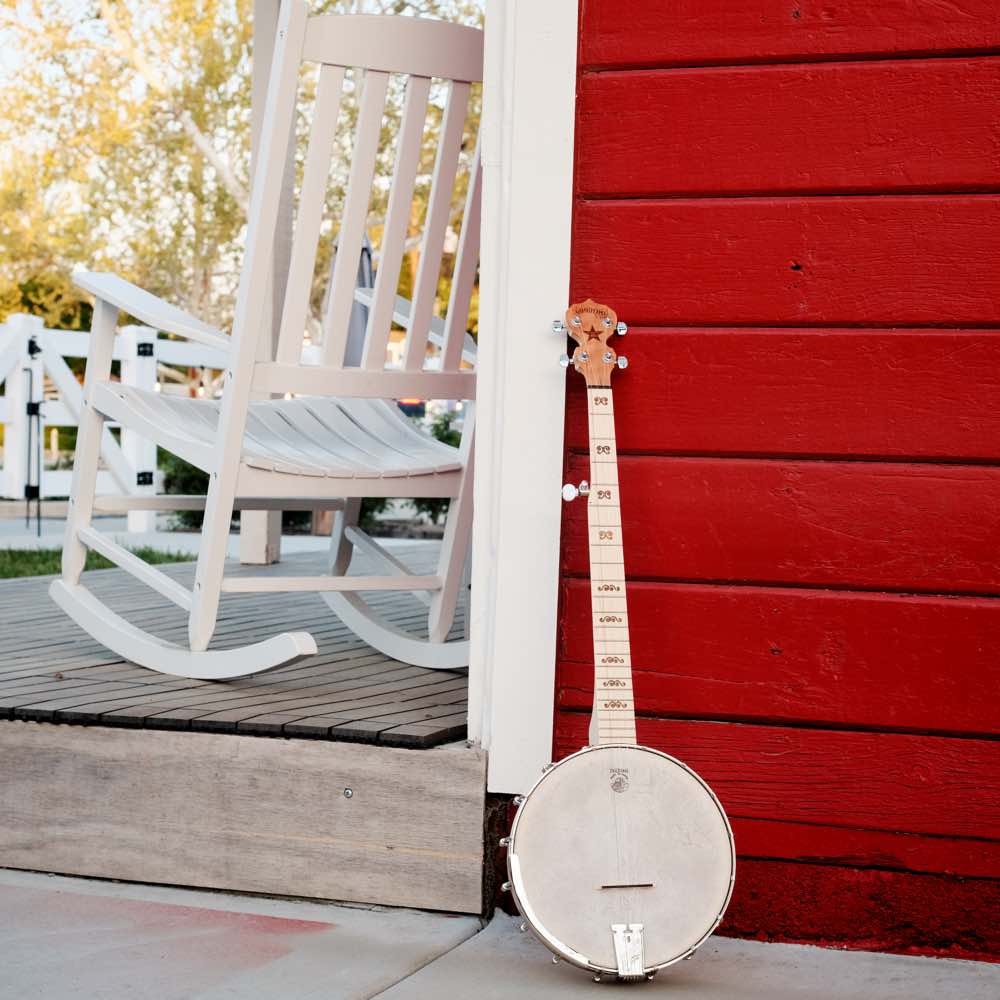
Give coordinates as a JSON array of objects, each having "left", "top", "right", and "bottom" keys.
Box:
[{"left": 0, "top": 313, "right": 227, "bottom": 531}]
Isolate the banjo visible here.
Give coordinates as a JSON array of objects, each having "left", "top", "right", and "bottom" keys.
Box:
[{"left": 503, "top": 299, "right": 735, "bottom": 983}]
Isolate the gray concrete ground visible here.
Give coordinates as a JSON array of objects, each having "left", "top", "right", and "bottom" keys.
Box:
[
  {"left": 2, "top": 869, "right": 997, "bottom": 1000},
  {"left": 382, "top": 913, "right": 1000, "bottom": 999},
  {"left": 0, "top": 869, "right": 478, "bottom": 1000}
]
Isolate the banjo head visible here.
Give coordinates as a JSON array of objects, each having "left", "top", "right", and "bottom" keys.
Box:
[{"left": 507, "top": 744, "right": 735, "bottom": 976}]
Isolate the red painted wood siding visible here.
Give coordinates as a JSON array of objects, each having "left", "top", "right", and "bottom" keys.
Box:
[{"left": 561, "top": 1, "right": 1000, "bottom": 960}]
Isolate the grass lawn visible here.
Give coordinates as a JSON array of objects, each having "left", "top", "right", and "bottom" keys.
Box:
[{"left": 0, "top": 547, "right": 193, "bottom": 579}]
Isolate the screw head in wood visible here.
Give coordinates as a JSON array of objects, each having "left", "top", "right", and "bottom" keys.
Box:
[{"left": 343, "top": 787, "right": 353, "bottom": 798}]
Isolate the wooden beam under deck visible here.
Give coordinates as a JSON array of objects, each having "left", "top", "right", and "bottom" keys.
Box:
[{"left": 0, "top": 721, "right": 485, "bottom": 914}]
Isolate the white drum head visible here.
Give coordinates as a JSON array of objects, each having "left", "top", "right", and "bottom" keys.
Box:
[{"left": 508, "top": 744, "right": 734, "bottom": 974}]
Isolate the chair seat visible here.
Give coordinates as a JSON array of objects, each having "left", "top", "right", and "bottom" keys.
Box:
[{"left": 108, "top": 387, "right": 462, "bottom": 479}]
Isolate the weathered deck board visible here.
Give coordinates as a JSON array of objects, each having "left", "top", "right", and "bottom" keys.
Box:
[{"left": 0, "top": 543, "right": 468, "bottom": 748}]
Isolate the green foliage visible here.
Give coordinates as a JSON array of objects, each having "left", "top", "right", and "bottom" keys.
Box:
[
  {"left": 0, "top": 0, "right": 482, "bottom": 336},
  {"left": 0, "top": 545, "right": 191, "bottom": 579},
  {"left": 159, "top": 447, "right": 210, "bottom": 528},
  {"left": 412, "top": 410, "right": 460, "bottom": 525}
]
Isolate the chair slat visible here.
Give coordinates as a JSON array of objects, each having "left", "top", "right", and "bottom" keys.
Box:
[
  {"left": 321, "top": 69, "right": 391, "bottom": 366},
  {"left": 276, "top": 64, "right": 347, "bottom": 365},
  {"left": 403, "top": 80, "right": 470, "bottom": 371},
  {"left": 362, "top": 74, "right": 432, "bottom": 371},
  {"left": 442, "top": 138, "right": 481, "bottom": 372}
]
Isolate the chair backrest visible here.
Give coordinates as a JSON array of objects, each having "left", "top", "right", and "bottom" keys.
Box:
[{"left": 235, "top": 3, "right": 482, "bottom": 403}]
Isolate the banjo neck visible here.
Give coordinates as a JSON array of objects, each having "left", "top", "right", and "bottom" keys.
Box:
[
  {"left": 561, "top": 298, "right": 636, "bottom": 747},
  {"left": 586, "top": 384, "right": 637, "bottom": 746}
]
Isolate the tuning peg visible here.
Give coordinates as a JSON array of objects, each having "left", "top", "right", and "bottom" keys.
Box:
[
  {"left": 616, "top": 322, "right": 628, "bottom": 335},
  {"left": 559, "top": 353, "right": 571, "bottom": 368},
  {"left": 562, "top": 480, "right": 590, "bottom": 502},
  {"left": 552, "top": 320, "right": 567, "bottom": 334},
  {"left": 617, "top": 356, "right": 629, "bottom": 369}
]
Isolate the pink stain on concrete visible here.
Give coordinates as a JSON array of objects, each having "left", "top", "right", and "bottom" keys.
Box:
[{"left": 0, "top": 883, "right": 336, "bottom": 997}]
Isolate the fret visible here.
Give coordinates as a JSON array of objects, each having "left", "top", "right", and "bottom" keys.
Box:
[
  {"left": 590, "top": 592, "right": 627, "bottom": 607},
  {"left": 589, "top": 465, "right": 619, "bottom": 485}
]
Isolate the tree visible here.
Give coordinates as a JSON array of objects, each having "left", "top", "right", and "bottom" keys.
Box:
[{"left": 0, "top": 0, "right": 482, "bottom": 335}]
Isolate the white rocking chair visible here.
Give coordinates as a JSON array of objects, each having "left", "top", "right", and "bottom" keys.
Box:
[{"left": 50, "top": 4, "right": 482, "bottom": 679}]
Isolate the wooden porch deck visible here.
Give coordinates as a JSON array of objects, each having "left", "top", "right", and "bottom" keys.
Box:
[
  {"left": 0, "top": 541, "right": 486, "bottom": 913},
  {"left": 0, "top": 541, "right": 468, "bottom": 748}
]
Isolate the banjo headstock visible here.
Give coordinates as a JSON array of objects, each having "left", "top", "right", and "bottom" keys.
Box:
[{"left": 558, "top": 298, "right": 628, "bottom": 388}]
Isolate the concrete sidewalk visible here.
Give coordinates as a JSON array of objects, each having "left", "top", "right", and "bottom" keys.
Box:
[
  {"left": 0, "top": 869, "right": 478, "bottom": 1000},
  {"left": 381, "top": 913, "right": 1000, "bottom": 999},
  {"left": 0, "top": 511, "right": 436, "bottom": 559},
  {"left": 1, "top": 869, "right": 997, "bottom": 999}
]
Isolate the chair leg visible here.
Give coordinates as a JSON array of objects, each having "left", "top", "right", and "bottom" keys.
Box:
[
  {"left": 329, "top": 497, "right": 362, "bottom": 575},
  {"left": 427, "top": 442, "right": 474, "bottom": 643},
  {"left": 187, "top": 462, "right": 239, "bottom": 652},
  {"left": 62, "top": 299, "right": 117, "bottom": 584}
]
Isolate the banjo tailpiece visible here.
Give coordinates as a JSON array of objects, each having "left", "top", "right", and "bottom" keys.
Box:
[{"left": 611, "top": 923, "right": 646, "bottom": 980}]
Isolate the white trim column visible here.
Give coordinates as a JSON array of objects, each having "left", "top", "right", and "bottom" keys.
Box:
[{"left": 471, "top": 0, "right": 578, "bottom": 793}]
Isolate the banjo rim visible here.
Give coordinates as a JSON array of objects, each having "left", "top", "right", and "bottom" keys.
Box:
[{"left": 506, "top": 742, "right": 736, "bottom": 976}]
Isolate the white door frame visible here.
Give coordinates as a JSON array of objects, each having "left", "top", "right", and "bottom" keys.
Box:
[{"left": 469, "top": 0, "right": 578, "bottom": 793}]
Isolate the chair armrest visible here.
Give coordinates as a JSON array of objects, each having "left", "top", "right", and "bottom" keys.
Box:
[{"left": 74, "top": 271, "right": 231, "bottom": 353}]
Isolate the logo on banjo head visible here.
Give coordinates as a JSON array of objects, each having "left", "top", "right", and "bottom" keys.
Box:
[{"left": 609, "top": 768, "right": 630, "bottom": 794}]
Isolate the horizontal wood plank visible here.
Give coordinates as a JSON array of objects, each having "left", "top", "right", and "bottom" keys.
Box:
[
  {"left": 557, "top": 581, "right": 1000, "bottom": 735},
  {"left": 561, "top": 455, "right": 1000, "bottom": 593},
  {"left": 0, "top": 721, "right": 485, "bottom": 913},
  {"left": 571, "top": 196, "right": 1000, "bottom": 326},
  {"left": 565, "top": 329, "right": 1000, "bottom": 460},
  {"left": 579, "top": 0, "right": 1000, "bottom": 69},
  {"left": 724, "top": 858, "right": 1000, "bottom": 960},
  {"left": 553, "top": 714, "right": 1000, "bottom": 840},
  {"left": 732, "top": 818, "right": 1000, "bottom": 880},
  {"left": 577, "top": 58, "right": 1000, "bottom": 196}
]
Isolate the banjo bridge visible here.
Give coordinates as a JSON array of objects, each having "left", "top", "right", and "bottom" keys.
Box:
[
  {"left": 611, "top": 923, "right": 646, "bottom": 980},
  {"left": 599, "top": 882, "right": 654, "bottom": 890}
]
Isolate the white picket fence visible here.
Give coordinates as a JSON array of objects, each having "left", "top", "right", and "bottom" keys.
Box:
[{"left": 0, "top": 313, "right": 227, "bottom": 531}]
